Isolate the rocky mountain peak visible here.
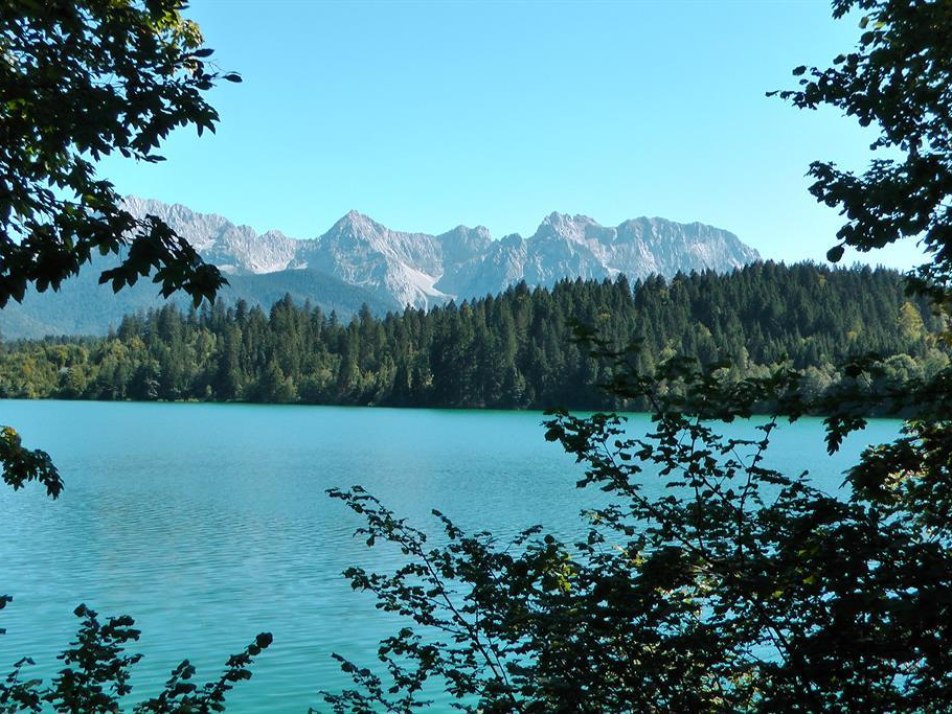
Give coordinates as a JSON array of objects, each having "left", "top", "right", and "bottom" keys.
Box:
[
  {"left": 499, "top": 233, "right": 524, "bottom": 249},
  {"left": 327, "top": 210, "right": 386, "bottom": 239},
  {"left": 541, "top": 211, "right": 596, "bottom": 227},
  {"left": 536, "top": 212, "right": 601, "bottom": 242},
  {"left": 442, "top": 224, "right": 493, "bottom": 242},
  {"left": 121, "top": 196, "right": 298, "bottom": 274}
]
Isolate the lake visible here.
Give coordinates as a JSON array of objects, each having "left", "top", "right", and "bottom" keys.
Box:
[{"left": 0, "top": 400, "right": 901, "bottom": 711}]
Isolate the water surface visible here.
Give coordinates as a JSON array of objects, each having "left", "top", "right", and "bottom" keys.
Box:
[{"left": 0, "top": 401, "right": 900, "bottom": 711}]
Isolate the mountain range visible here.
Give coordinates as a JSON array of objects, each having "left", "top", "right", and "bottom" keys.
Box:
[{"left": 0, "top": 197, "right": 760, "bottom": 339}]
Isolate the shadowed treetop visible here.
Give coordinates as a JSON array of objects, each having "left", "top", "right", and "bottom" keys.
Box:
[
  {"left": 772, "top": 0, "right": 952, "bottom": 280},
  {"left": 0, "top": 0, "right": 238, "bottom": 497},
  {"left": 0, "top": 0, "right": 238, "bottom": 309}
]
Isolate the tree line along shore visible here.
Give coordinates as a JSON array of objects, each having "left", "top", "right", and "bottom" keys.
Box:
[{"left": 0, "top": 261, "right": 945, "bottom": 412}]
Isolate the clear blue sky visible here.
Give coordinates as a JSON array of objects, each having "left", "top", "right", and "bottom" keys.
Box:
[{"left": 100, "top": 0, "right": 922, "bottom": 269}]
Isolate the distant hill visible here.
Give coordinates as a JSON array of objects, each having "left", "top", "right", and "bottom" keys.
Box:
[{"left": 0, "top": 198, "right": 760, "bottom": 339}]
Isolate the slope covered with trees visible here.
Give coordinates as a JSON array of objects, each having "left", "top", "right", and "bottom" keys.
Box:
[{"left": 1, "top": 261, "right": 944, "bottom": 411}]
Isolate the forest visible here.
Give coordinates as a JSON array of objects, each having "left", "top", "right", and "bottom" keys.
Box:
[{"left": 0, "top": 260, "right": 945, "bottom": 412}]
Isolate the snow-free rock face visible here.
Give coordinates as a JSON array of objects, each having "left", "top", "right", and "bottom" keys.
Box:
[
  {"left": 122, "top": 197, "right": 302, "bottom": 275},
  {"left": 432, "top": 213, "right": 761, "bottom": 299},
  {"left": 528, "top": 212, "right": 760, "bottom": 281},
  {"left": 0, "top": 199, "right": 762, "bottom": 337},
  {"left": 122, "top": 198, "right": 760, "bottom": 310},
  {"left": 301, "top": 211, "right": 450, "bottom": 310}
]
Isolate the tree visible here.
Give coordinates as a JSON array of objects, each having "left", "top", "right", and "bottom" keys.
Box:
[
  {"left": 771, "top": 0, "right": 952, "bottom": 282},
  {"left": 0, "top": 2, "right": 269, "bottom": 709},
  {"left": 324, "top": 1, "right": 952, "bottom": 711},
  {"left": 0, "top": 604, "right": 272, "bottom": 713},
  {"left": 1, "top": 0, "right": 235, "bottom": 494},
  {"left": 0, "top": 0, "right": 235, "bottom": 308}
]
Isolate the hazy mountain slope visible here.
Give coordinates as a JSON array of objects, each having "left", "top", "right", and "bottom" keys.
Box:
[{"left": 0, "top": 258, "right": 395, "bottom": 340}]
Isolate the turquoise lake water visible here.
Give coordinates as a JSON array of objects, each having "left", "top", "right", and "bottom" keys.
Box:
[{"left": 0, "top": 400, "right": 901, "bottom": 711}]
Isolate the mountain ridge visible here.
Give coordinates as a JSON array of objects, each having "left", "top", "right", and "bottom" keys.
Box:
[
  {"left": 0, "top": 198, "right": 761, "bottom": 339},
  {"left": 124, "top": 197, "right": 760, "bottom": 304}
]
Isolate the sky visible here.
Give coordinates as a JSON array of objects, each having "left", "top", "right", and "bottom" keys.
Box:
[{"left": 100, "top": 0, "right": 924, "bottom": 270}]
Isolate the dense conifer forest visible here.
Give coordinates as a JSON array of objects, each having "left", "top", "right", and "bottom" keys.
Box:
[{"left": 0, "top": 261, "right": 945, "bottom": 411}]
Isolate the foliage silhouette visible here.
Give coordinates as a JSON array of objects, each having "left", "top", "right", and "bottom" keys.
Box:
[
  {"left": 0, "top": 603, "right": 272, "bottom": 713},
  {"left": 0, "top": 2, "right": 269, "bottom": 710},
  {"left": 769, "top": 0, "right": 952, "bottom": 284},
  {"left": 0, "top": 0, "right": 235, "bottom": 494},
  {"left": 323, "top": 1, "right": 952, "bottom": 710}
]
